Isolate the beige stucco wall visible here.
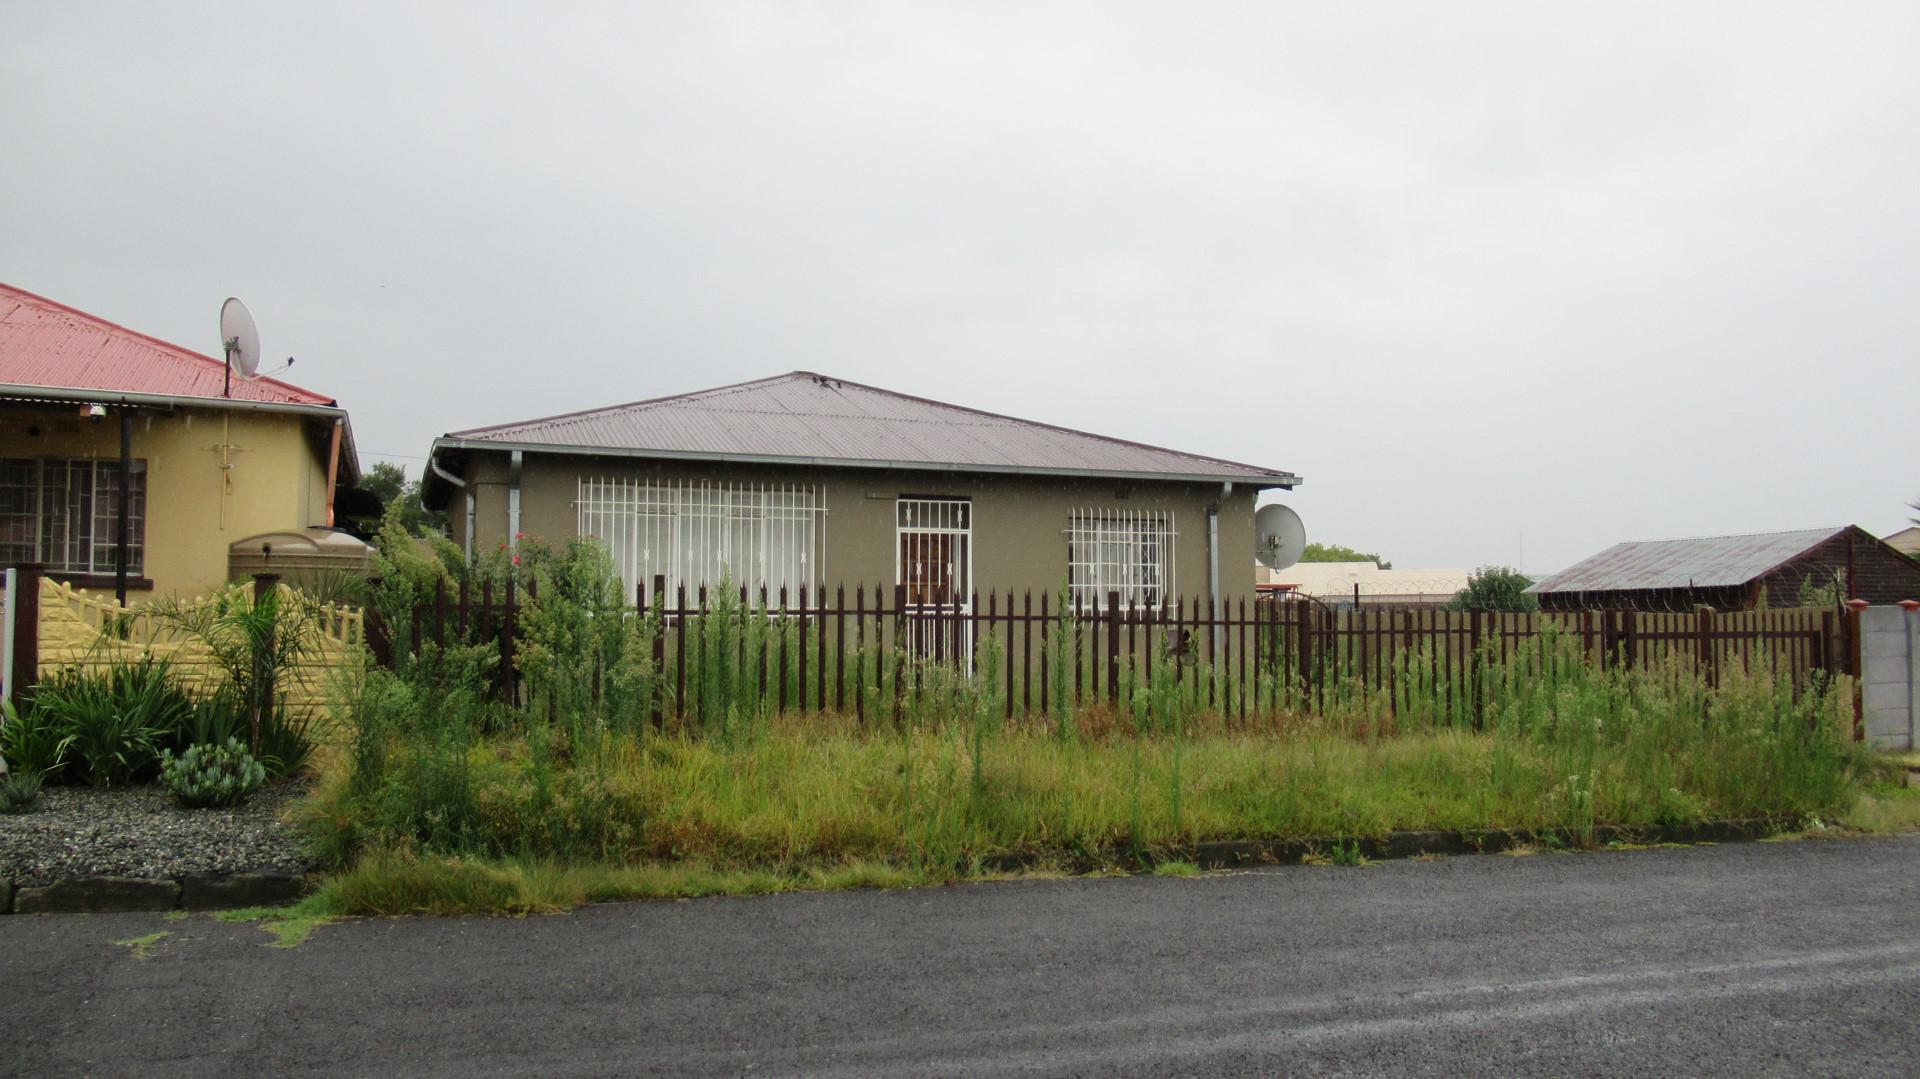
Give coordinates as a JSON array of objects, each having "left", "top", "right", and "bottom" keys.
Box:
[
  {"left": 448, "top": 450, "right": 1265, "bottom": 604},
  {"left": 0, "top": 403, "right": 339, "bottom": 598}
]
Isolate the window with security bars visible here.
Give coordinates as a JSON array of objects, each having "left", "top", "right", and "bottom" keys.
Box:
[
  {"left": 577, "top": 477, "right": 826, "bottom": 600},
  {"left": 897, "top": 497, "right": 971, "bottom": 608},
  {"left": 0, "top": 458, "right": 148, "bottom": 576},
  {"left": 1067, "top": 508, "right": 1175, "bottom": 610}
]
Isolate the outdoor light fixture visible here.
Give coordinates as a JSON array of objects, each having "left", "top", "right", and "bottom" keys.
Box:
[{"left": 82, "top": 403, "right": 106, "bottom": 419}]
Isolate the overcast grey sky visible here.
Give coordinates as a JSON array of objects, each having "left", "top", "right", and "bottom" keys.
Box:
[{"left": 5, "top": 2, "right": 1916, "bottom": 573}]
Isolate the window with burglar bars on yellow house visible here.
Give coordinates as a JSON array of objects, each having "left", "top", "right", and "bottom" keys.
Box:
[{"left": 0, "top": 457, "right": 148, "bottom": 576}]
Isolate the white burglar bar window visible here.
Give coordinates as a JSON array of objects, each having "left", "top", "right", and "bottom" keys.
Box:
[
  {"left": 577, "top": 478, "right": 826, "bottom": 600},
  {"left": 1067, "top": 508, "right": 1176, "bottom": 610}
]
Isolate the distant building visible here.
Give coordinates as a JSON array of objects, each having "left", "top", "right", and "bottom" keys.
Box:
[
  {"left": 1257, "top": 560, "right": 1471, "bottom": 609},
  {"left": 1525, "top": 525, "right": 1920, "bottom": 612},
  {"left": 1885, "top": 526, "right": 1920, "bottom": 558}
]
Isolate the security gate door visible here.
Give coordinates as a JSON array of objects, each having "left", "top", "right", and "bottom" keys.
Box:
[{"left": 897, "top": 497, "right": 971, "bottom": 661}]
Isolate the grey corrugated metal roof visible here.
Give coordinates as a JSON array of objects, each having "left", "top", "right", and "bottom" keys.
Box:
[
  {"left": 1525, "top": 526, "right": 1848, "bottom": 594},
  {"left": 437, "top": 372, "right": 1300, "bottom": 486}
]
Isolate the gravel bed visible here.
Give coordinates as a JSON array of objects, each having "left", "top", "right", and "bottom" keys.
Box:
[{"left": 0, "top": 781, "right": 313, "bottom": 886}]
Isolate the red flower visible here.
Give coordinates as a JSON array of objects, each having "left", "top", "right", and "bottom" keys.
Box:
[{"left": 512, "top": 554, "right": 522, "bottom": 566}]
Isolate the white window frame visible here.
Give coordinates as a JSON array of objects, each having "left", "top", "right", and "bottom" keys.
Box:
[
  {"left": 1067, "top": 507, "right": 1176, "bottom": 611},
  {"left": 576, "top": 477, "right": 827, "bottom": 601},
  {"left": 0, "top": 457, "right": 148, "bottom": 577}
]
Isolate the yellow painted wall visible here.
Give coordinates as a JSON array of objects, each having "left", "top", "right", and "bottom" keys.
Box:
[{"left": 0, "top": 403, "right": 338, "bottom": 598}]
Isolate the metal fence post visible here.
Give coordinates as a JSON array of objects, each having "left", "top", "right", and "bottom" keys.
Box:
[
  {"left": 650, "top": 575, "right": 667, "bottom": 729},
  {"left": 1696, "top": 607, "right": 1715, "bottom": 687},
  {"left": 251, "top": 573, "right": 280, "bottom": 754},
  {"left": 1107, "top": 590, "right": 1121, "bottom": 704},
  {"left": 5, "top": 564, "right": 41, "bottom": 711}
]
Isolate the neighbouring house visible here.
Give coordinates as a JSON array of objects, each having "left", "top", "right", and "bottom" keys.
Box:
[
  {"left": 1524, "top": 525, "right": 1920, "bottom": 612},
  {"left": 0, "top": 282, "right": 368, "bottom": 600},
  {"left": 1256, "top": 561, "right": 1472, "bottom": 609},
  {"left": 1885, "top": 526, "right": 1920, "bottom": 558},
  {"left": 422, "top": 372, "right": 1301, "bottom": 611}
]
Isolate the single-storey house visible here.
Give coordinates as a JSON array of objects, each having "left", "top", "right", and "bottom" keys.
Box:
[
  {"left": 422, "top": 372, "right": 1301, "bottom": 610},
  {"left": 0, "top": 282, "right": 366, "bottom": 599},
  {"left": 1257, "top": 561, "right": 1472, "bottom": 609},
  {"left": 1525, "top": 525, "right": 1920, "bottom": 612}
]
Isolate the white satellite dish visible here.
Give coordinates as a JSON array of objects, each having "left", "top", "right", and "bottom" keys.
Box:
[
  {"left": 219, "top": 297, "right": 260, "bottom": 396},
  {"left": 1254, "top": 503, "right": 1307, "bottom": 571}
]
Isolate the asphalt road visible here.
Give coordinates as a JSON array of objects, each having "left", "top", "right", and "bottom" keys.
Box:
[{"left": 4, "top": 835, "right": 1919, "bottom": 1077}]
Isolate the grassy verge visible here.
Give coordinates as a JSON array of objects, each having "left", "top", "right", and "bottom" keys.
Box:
[
  {"left": 296, "top": 610, "right": 1882, "bottom": 916},
  {"left": 296, "top": 784, "right": 1920, "bottom": 920}
]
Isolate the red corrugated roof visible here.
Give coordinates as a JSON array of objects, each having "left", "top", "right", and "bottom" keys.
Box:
[{"left": 0, "top": 282, "right": 337, "bottom": 406}]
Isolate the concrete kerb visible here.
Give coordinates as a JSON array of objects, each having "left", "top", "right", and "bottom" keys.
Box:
[
  {"left": 3, "top": 872, "right": 312, "bottom": 915},
  {"left": 980, "top": 816, "right": 1804, "bottom": 875},
  {"left": 1, "top": 819, "right": 1806, "bottom": 912}
]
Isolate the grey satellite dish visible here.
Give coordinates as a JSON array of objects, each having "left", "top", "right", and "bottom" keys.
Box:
[
  {"left": 1254, "top": 503, "right": 1307, "bottom": 571},
  {"left": 219, "top": 297, "right": 260, "bottom": 396}
]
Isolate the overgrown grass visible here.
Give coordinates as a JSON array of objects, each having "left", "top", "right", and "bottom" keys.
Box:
[
  {"left": 310, "top": 852, "right": 945, "bottom": 916},
  {"left": 1836, "top": 784, "right": 1920, "bottom": 835},
  {"left": 309, "top": 534, "right": 1880, "bottom": 915},
  {"left": 304, "top": 648, "right": 1868, "bottom": 899}
]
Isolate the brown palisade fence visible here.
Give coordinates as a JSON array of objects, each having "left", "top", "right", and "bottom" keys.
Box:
[{"left": 361, "top": 574, "right": 1854, "bottom": 728}]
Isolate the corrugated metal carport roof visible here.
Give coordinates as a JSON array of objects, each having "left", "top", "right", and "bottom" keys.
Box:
[
  {"left": 437, "top": 372, "right": 1300, "bottom": 486},
  {"left": 1525, "top": 527, "right": 1848, "bottom": 594}
]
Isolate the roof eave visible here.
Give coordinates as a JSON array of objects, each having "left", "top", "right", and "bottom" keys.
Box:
[
  {"left": 427, "top": 436, "right": 1301, "bottom": 490},
  {"left": 0, "top": 381, "right": 359, "bottom": 484},
  {"left": 0, "top": 381, "right": 343, "bottom": 417}
]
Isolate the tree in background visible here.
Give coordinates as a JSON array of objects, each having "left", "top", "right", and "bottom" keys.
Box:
[
  {"left": 1444, "top": 566, "right": 1538, "bottom": 613},
  {"left": 1300, "top": 542, "right": 1392, "bottom": 569},
  {"left": 357, "top": 462, "right": 448, "bottom": 537}
]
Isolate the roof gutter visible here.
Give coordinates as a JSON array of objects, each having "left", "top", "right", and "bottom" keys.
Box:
[
  {"left": 426, "top": 436, "right": 1303, "bottom": 490},
  {"left": 0, "top": 382, "right": 361, "bottom": 485}
]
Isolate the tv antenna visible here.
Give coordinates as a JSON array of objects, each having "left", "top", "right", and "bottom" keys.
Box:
[{"left": 219, "top": 297, "right": 260, "bottom": 398}]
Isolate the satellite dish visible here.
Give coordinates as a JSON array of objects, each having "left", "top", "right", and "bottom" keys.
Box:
[
  {"left": 219, "top": 297, "right": 260, "bottom": 395},
  {"left": 1254, "top": 503, "right": 1307, "bottom": 571}
]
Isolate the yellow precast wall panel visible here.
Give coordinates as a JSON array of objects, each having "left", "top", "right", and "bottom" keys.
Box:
[{"left": 33, "top": 577, "right": 364, "bottom": 724}]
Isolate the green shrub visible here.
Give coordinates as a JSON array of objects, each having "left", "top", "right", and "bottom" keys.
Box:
[
  {"left": 32, "top": 669, "right": 166, "bottom": 786},
  {"left": 2, "top": 770, "right": 44, "bottom": 813},
  {"left": 109, "top": 656, "right": 196, "bottom": 746},
  {"left": 258, "top": 701, "right": 318, "bottom": 778},
  {"left": 1445, "top": 566, "right": 1539, "bottom": 613},
  {"left": 161, "top": 738, "right": 267, "bottom": 808},
  {"left": 173, "top": 688, "right": 248, "bottom": 751},
  {"left": 152, "top": 585, "right": 322, "bottom": 757},
  {"left": 1, "top": 698, "right": 73, "bottom": 781}
]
